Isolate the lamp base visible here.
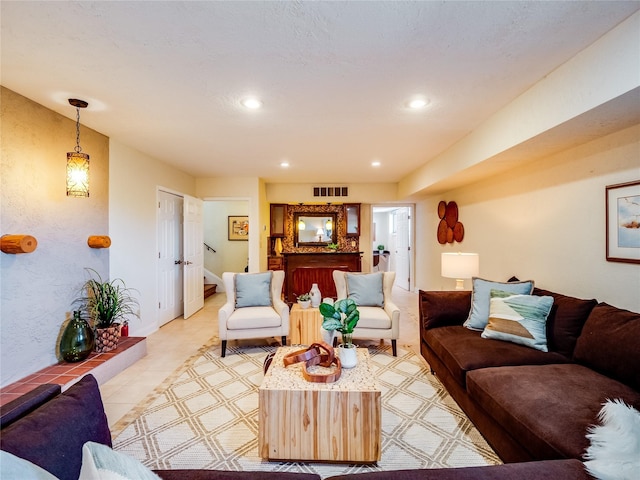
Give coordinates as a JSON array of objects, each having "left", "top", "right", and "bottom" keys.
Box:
[{"left": 455, "top": 279, "right": 465, "bottom": 290}]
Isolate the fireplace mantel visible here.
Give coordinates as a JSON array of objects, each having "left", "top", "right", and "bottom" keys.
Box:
[{"left": 283, "top": 252, "right": 362, "bottom": 303}]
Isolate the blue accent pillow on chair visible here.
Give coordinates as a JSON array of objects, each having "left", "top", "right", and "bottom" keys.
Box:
[
  {"left": 346, "top": 272, "right": 384, "bottom": 307},
  {"left": 235, "top": 271, "right": 273, "bottom": 308}
]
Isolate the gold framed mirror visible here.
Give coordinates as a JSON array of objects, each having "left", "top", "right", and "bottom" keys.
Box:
[{"left": 294, "top": 213, "right": 337, "bottom": 246}]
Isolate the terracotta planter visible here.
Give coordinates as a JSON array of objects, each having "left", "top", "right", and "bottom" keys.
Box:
[{"left": 95, "top": 325, "right": 121, "bottom": 353}]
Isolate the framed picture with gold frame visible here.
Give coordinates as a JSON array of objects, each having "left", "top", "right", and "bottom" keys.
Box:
[
  {"left": 606, "top": 180, "right": 640, "bottom": 264},
  {"left": 228, "top": 216, "right": 249, "bottom": 241}
]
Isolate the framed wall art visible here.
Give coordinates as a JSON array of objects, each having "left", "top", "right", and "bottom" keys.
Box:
[
  {"left": 228, "top": 216, "right": 249, "bottom": 241},
  {"left": 606, "top": 180, "right": 640, "bottom": 264}
]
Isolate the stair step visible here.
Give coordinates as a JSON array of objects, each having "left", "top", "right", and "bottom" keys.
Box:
[{"left": 204, "top": 284, "right": 217, "bottom": 299}]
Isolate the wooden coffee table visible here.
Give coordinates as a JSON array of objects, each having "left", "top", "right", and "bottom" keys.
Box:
[{"left": 258, "top": 346, "right": 381, "bottom": 463}]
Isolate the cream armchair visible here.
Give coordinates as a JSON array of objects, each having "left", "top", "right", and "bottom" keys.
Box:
[
  {"left": 218, "top": 270, "right": 289, "bottom": 357},
  {"left": 332, "top": 270, "right": 400, "bottom": 356}
]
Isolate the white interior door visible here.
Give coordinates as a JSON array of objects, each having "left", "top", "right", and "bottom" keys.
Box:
[
  {"left": 183, "top": 195, "right": 204, "bottom": 319},
  {"left": 158, "top": 191, "right": 184, "bottom": 326},
  {"left": 395, "top": 207, "right": 411, "bottom": 290}
]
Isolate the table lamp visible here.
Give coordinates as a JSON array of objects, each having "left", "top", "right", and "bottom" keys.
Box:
[{"left": 441, "top": 252, "right": 479, "bottom": 290}]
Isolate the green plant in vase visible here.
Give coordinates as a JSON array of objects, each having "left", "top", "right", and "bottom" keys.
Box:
[
  {"left": 75, "top": 268, "right": 139, "bottom": 353},
  {"left": 320, "top": 299, "right": 360, "bottom": 366}
]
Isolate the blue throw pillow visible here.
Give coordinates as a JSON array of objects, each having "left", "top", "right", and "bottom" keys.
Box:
[
  {"left": 235, "top": 271, "right": 272, "bottom": 308},
  {"left": 0, "top": 451, "right": 59, "bottom": 479},
  {"left": 346, "top": 272, "right": 384, "bottom": 307},
  {"left": 464, "top": 277, "right": 534, "bottom": 330},
  {"left": 482, "top": 290, "right": 554, "bottom": 351}
]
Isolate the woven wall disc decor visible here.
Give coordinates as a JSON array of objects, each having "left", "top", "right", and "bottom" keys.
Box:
[{"left": 437, "top": 201, "right": 465, "bottom": 244}]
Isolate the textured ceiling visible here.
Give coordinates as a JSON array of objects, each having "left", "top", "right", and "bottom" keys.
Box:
[{"left": 1, "top": 1, "right": 638, "bottom": 184}]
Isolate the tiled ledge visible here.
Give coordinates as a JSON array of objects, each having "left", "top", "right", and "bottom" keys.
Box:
[{"left": 0, "top": 336, "right": 147, "bottom": 407}]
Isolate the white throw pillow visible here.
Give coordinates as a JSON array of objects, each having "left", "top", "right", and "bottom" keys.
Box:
[
  {"left": 583, "top": 399, "right": 640, "bottom": 480},
  {"left": 79, "top": 442, "right": 161, "bottom": 480}
]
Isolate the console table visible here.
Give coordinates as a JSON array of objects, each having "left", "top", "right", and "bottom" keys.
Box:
[{"left": 283, "top": 252, "right": 362, "bottom": 303}]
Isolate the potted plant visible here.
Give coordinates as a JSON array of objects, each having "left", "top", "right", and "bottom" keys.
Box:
[
  {"left": 75, "top": 269, "right": 139, "bottom": 353},
  {"left": 377, "top": 244, "right": 385, "bottom": 252},
  {"left": 297, "top": 292, "right": 312, "bottom": 309},
  {"left": 327, "top": 242, "right": 339, "bottom": 251},
  {"left": 319, "top": 298, "right": 360, "bottom": 368}
]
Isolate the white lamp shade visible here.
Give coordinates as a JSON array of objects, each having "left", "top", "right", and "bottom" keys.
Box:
[{"left": 441, "top": 253, "right": 479, "bottom": 279}]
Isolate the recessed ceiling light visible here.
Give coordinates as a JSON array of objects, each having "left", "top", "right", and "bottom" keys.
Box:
[
  {"left": 371, "top": 161, "right": 381, "bottom": 167},
  {"left": 241, "top": 97, "right": 262, "bottom": 109},
  {"left": 280, "top": 161, "right": 290, "bottom": 168},
  {"left": 408, "top": 98, "right": 428, "bottom": 109}
]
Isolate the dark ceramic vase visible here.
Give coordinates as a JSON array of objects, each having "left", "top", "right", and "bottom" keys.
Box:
[{"left": 60, "top": 311, "right": 95, "bottom": 362}]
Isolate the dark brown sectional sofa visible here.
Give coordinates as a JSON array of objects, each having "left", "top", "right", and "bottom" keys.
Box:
[
  {"left": 419, "top": 287, "right": 640, "bottom": 464},
  {"left": 1, "top": 372, "right": 591, "bottom": 479}
]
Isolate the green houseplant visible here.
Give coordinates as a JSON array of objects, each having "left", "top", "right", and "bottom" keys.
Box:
[
  {"left": 297, "top": 292, "right": 312, "bottom": 309},
  {"left": 320, "top": 298, "right": 360, "bottom": 368},
  {"left": 75, "top": 268, "right": 139, "bottom": 353}
]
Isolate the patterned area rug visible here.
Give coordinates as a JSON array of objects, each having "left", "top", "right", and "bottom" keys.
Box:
[{"left": 112, "top": 342, "right": 500, "bottom": 478}]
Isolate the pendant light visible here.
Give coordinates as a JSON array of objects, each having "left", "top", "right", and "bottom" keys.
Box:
[{"left": 66, "top": 98, "right": 90, "bottom": 197}]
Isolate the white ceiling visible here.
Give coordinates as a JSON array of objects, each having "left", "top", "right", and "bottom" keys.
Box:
[{"left": 2, "top": 1, "right": 638, "bottom": 185}]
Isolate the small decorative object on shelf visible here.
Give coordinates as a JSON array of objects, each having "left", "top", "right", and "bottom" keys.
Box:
[
  {"left": 310, "top": 283, "right": 321, "bottom": 307},
  {"left": 320, "top": 298, "right": 360, "bottom": 368},
  {"left": 297, "top": 292, "right": 311, "bottom": 309},
  {"left": 87, "top": 235, "right": 112, "bottom": 249},
  {"left": 327, "top": 242, "right": 339, "bottom": 251},
  {"left": 377, "top": 244, "right": 385, "bottom": 252},
  {"left": 59, "top": 310, "right": 95, "bottom": 362},
  {"left": 1, "top": 234, "right": 38, "bottom": 254},
  {"left": 120, "top": 321, "right": 129, "bottom": 337}
]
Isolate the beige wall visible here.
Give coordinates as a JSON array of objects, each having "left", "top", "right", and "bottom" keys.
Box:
[
  {"left": 1, "top": 87, "right": 109, "bottom": 387},
  {"left": 203, "top": 200, "right": 249, "bottom": 275},
  {"left": 415, "top": 125, "right": 640, "bottom": 313},
  {"left": 109, "top": 140, "right": 196, "bottom": 336}
]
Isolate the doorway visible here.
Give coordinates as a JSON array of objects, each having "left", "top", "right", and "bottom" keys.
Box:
[
  {"left": 203, "top": 199, "right": 249, "bottom": 281},
  {"left": 372, "top": 205, "right": 414, "bottom": 291},
  {"left": 157, "top": 190, "right": 204, "bottom": 326}
]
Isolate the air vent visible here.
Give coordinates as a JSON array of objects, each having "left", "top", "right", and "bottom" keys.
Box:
[{"left": 313, "top": 186, "right": 348, "bottom": 197}]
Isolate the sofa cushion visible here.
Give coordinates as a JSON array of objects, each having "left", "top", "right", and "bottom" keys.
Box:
[
  {"left": 573, "top": 303, "right": 640, "bottom": 391},
  {"left": 423, "top": 326, "right": 569, "bottom": 388},
  {"left": 0, "top": 375, "right": 111, "bottom": 480},
  {"left": 532, "top": 288, "right": 597, "bottom": 358},
  {"left": 466, "top": 364, "right": 640, "bottom": 460},
  {"left": 419, "top": 290, "right": 471, "bottom": 330},
  {"left": 464, "top": 277, "right": 534, "bottom": 331},
  {"left": 226, "top": 306, "right": 282, "bottom": 330},
  {"left": 481, "top": 291, "right": 554, "bottom": 352},
  {"left": 323, "top": 459, "right": 589, "bottom": 480},
  {"left": 357, "top": 306, "right": 392, "bottom": 329}
]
